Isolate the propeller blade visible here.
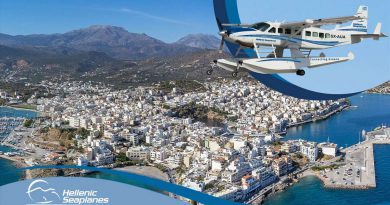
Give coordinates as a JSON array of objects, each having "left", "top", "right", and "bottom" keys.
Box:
[
  {"left": 219, "top": 37, "right": 225, "bottom": 53},
  {"left": 235, "top": 46, "right": 243, "bottom": 57}
]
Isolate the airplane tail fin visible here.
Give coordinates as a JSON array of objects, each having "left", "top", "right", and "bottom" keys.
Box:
[{"left": 337, "top": 5, "right": 368, "bottom": 33}]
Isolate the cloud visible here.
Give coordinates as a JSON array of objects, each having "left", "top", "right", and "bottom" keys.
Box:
[{"left": 118, "top": 8, "right": 188, "bottom": 25}]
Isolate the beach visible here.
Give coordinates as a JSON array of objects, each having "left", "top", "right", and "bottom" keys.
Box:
[{"left": 114, "top": 166, "right": 169, "bottom": 182}]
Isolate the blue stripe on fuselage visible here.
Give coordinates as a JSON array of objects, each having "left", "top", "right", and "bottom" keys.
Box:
[
  {"left": 238, "top": 34, "right": 341, "bottom": 46},
  {"left": 338, "top": 28, "right": 368, "bottom": 32}
]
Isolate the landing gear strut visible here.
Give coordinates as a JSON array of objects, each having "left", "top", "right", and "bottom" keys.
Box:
[
  {"left": 296, "top": 69, "right": 305, "bottom": 76},
  {"left": 232, "top": 60, "right": 243, "bottom": 78},
  {"left": 207, "top": 60, "right": 218, "bottom": 75}
]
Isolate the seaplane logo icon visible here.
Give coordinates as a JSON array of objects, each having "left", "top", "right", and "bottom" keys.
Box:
[{"left": 26, "top": 179, "right": 61, "bottom": 204}]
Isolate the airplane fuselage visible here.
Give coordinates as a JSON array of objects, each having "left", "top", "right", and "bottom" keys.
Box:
[{"left": 224, "top": 24, "right": 361, "bottom": 50}]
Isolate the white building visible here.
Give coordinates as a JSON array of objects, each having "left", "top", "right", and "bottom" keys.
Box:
[
  {"left": 126, "top": 146, "right": 150, "bottom": 161},
  {"left": 319, "top": 142, "right": 338, "bottom": 157},
  {"left": 69, "top": 117, "right": 80, "bottom": 128},
  {"left": 182, "top": 179, "right": 204, "bottom": 192},
  {"left": 300, "top": 142, "right": 318, "bottom": 162}
]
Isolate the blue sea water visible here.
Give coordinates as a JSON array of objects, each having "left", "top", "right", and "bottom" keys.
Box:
[
  {"left": 0, "top": 146, "right": 24, "bottom": 186},
  {"left": 284, "top": 94, "right": 390, "bottom": 147},
  {"left": 264, "top": 93, "right": 390, "bottom": 205},
  {"left": 0, "top": 106, "right": 38, "bottom": 118}
]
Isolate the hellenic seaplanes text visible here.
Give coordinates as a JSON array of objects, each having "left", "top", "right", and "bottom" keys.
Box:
[{"left": 62, "top": 189, "right": 109, "bottom": 204}]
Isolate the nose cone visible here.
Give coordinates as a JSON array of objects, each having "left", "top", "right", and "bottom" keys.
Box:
[{"left": 219, "top": 30, "right": 228, "bottom": 36}]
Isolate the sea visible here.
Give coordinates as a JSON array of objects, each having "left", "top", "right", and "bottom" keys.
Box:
[{"left": 0, "top": 94, "right": 389, "bottom": 205}]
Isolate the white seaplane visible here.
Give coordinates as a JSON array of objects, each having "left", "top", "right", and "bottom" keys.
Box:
[{"left": 208, "top": 5, "right": 387, "bottom": 76}]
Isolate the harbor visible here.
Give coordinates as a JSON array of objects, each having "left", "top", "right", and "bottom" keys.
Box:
[{"left": 318, "top": 127, "right": 390, "bottom": 189}]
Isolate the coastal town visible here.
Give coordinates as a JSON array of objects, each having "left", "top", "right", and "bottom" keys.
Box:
[{"left": 0, "top": 78, "right": 388, "bottom": 204}]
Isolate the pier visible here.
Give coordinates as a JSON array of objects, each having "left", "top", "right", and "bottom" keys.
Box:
[{"left": 319, "top": 127, "right": 390, "bottom": 189}]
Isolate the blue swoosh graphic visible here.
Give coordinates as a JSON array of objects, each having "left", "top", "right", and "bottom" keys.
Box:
[{"left": 20, "top": 165, "right": 242, "bottom": 205}]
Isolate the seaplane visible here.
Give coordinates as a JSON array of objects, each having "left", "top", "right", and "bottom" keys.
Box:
[{"left": 208, "top": 5, "right": 387, "bottom": 77}]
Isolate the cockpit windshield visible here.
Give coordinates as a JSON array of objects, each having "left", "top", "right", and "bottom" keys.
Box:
[{"left": 251, "top": 23, "right": 271, "bottom": 32}]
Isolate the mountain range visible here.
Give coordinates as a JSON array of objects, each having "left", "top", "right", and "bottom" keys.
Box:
[
  {"left": 0, "top": 25, "right": 222, "bottom": 60},
  {"left": 0, "top": 25, "right": 230, "bottom": 86}
]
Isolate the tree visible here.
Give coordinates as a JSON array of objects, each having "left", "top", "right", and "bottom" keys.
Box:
[
  {"left": 115, "top": 152, "right": 129, "bottom": 163},
  {"left": 23, "top": 119, "right": 34, "bottom": 127},
  {"left": 76, "top": 128, "right": 89, "bottom": 139}
]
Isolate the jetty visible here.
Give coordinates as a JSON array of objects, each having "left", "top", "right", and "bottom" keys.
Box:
[{"left": 319, "top": 127, "right": 390, "bottom": 189}]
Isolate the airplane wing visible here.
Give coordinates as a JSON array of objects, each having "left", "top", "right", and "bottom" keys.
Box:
[
  {"left": 279, "top": 15, "right": 363, "bottom": 28},
  {"left": 222, "top": 15, "right": 363, "bottom": 29}
]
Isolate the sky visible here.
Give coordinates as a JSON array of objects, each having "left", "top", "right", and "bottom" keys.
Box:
[
  {"left": 0, "top": 0, "right": 389, "bottom": 93},
  {"left": 0, "top": 0, "right": 218, "bottom": 43}
]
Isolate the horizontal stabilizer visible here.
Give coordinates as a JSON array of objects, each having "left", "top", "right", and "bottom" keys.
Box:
[{"left": 352, "top": 23, "right": 388, "bottom": 40}]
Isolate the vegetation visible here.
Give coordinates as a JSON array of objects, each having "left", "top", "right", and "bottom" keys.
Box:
[
  {"left": 312, "top": 164, "right": 341, "bottom": 171},
  {"left": 115, "top": 152, "right": 129, "bottom": 163},
  {"left": 162, "top": 104, "right": 170, "bottom": 109},
  {"left": 172, "top": 101, "right": 227, "bottom": 123},
  {"left": 227, "top": 116, "right": 238, "bottom": 122},
  {"left": 272, "top": 141, "right": 283, "bottom": 146},
  {"left": 158, "top": 80, "right": 206, "bottom": 93},
  {"left": 294, "top": 153, "right": 304, "bottom": 159},
  {"left": 23, "top": 119, "right": 34, "bottom": 127},
  {"left": 204, "top": 182, "right": 216, "bottom": 191},
  {"left": 34, "top": 128, "right": 78, "bottom": 151},
  {"left": 155, "top": 164, "right": 168, "bottom": 172},
  {"left": 0, "top": 81, "right": 53, "bottom": 102},
  {"left": 76, "top": 128, "right": 90, "bottom": 139}
]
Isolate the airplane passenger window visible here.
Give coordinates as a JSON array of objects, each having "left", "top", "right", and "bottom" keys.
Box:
[
  {"left": 285, "top": 29, "right": 291, "bottom": 34},
  {"left": 278, "top": 28, "right": 283, "bottom": 34},
  {"left": 325, "top": 33, "right": 330, "bottom": 38},
  {"left": 269, "top": 27, "right": 276, "bottom": 33},
  {"left": 313, "top": 32, "right": 319, "bottom": 37},
  {"left": 319, "top": 33, "right": 324, "bottom": 38},
  {"left": 305, "top": 31, "right": 311, "bottom": 36}
]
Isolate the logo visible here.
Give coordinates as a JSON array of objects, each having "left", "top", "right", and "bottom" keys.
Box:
[
  {"left": 25, "top": 179, "right": 110, "bottom": 205},
  {"left": 26, "top": 179, "right": 61, "bottom": 204}
]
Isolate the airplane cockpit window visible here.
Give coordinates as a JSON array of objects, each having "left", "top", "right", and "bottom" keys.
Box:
[
  {"left": 278, "top": 28, "right": 283, "bottom": 34},
  {"left": 285, "top": 29, "right": 291, "bottom": 34},
  {"left": 319, "top": 33, "right": 325, "bottom": 38},
  {"left": 325, "top": 33, "right": 330, "bottom": 38},
  {"left": 269, "top": 27, "right": 276, "bottom": 33},
  {"left": 251, "top": 23, "right": 271, "bottom": 32},
  {"left": 305, "top": 31, "right": 311, "bottom": 36}
]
